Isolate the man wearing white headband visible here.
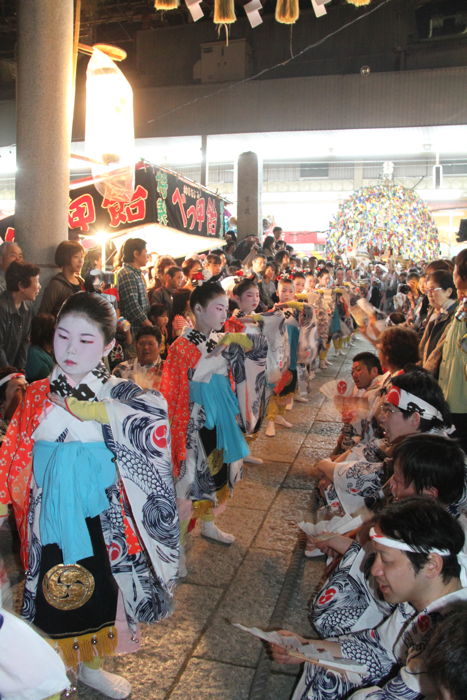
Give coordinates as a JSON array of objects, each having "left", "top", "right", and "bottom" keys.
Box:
[
  {"left": 313, "top": 368, "right": 450, "bottom": 517},
  {"left": 270, "top": 497, "right": 467, "bottom": 699}
]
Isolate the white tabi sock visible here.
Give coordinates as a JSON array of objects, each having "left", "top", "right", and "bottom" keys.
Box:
[
  {"left": 200, "top": 520, "right": 235, "bottom": 544},
  {"left": 78, "top": 665, "right": 131, "bottom": 699}
]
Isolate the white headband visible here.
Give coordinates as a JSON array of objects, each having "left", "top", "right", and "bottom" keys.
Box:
[
  {"left": 369, "top": 527, "right": 449, "bottom": 556},
  {"left": 370, "top": 527, "right": 467, "bottom": 586},
  {"left": 0, "top": 372, "right": 24, "bottom": 389},
  {"left": 385, "top": 386, "right": 443, "bottom": 422}
]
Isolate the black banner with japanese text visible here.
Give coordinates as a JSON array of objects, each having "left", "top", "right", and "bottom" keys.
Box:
[{"left": 67, "top": 163, "right": 225, "bottom": 239}]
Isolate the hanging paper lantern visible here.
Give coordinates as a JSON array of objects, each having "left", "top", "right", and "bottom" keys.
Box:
[
  {"left": 214, "top": 0, "right": 236, "bottom": 24},
  {"left": 346, "top": 0, "right": 372, "bottom": 6},
  {"left": 85, "top": 48, "right": 135, "bottom": 203},
  {"left": 154, "top": 0, "right": 179, "bottom": 9},
  {"left": 275, "top": 0, "right": 299, "bottom": 23}
]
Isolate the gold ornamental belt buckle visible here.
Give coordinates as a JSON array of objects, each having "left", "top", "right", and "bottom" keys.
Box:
[{"left": 42, "top": 563, "right": 95, "bottom": 610}]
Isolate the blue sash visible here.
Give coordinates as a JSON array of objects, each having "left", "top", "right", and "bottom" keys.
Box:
[
  {"left": 190, "top": 374, "right": 249, "bottom": 464},
  {"left": 33, "top": 441, "right": 116, "bottom": 565}
]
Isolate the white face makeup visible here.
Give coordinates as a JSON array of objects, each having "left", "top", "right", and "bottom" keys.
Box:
[
  {"left": 194, "top": 294, "right": 228, "bottom": 335},
  {"left": 53, "top": 312, "right": 113, "bottom": 384}
]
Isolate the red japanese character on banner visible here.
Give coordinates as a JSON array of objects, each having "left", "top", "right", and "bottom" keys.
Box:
[
  {"left": 102, "top": 198, "right": 127, "bottom": 228},
  {"left": 68, "top": 193, "right": 96, "bottom": 232},
  {"left": 206, "top": 197, "right": 218, "bottom": 236},
  {"left": 102, "top": 185, "right": 148, "bottom": 228},
  {"left": 186, "top": 197, "right": 206, "bottom": 232},
  {"left": 171, "top": 187, "right": 187, "bottom": 228},
  {"left": 125, "top": 185, "right": 148, "bottom": 223}
]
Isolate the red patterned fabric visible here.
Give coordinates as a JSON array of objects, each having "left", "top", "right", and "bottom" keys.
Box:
[
  {"left": 0, "top": 379, "right": 50, "bottom": 568},
  {"left": 224, "top": 317, "right": 246, "bottom": 333},
  {"left": 159, "top": 336, "right": 200, "bottom": 478}
]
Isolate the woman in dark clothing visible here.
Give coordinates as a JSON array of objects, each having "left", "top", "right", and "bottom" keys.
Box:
[
  {"left": 39, "top": 240, "right": 84, "bottom": 317},
  {"left": 420, "top": 269, "right": 457, "bottom": 378}
]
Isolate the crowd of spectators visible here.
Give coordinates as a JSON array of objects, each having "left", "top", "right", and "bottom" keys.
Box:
[{"left": 0, "top": 229, "right": 466, "bottom": 699}]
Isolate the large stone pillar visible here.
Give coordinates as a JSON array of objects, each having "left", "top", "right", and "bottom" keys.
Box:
[
  {"left": 15, "top": 0, "right": 74, "bottom": 271},
  {"left": 236, "top": 151, "right": 262, "bottom": 240}
]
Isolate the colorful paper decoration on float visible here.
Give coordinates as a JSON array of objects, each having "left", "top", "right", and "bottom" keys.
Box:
[{"left": 326, "top": 183, "right": 441, "bottom": 260}]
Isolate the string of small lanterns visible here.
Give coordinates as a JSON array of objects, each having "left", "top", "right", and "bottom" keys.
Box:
[{"left": 153, "top": 0, "right": 373, "bottom": 29}]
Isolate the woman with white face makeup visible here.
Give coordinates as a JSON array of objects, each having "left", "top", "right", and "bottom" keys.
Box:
[
  {"left": 160, "top": 281, "right": 249, "bottom": 575},
  {"left": 0, "top": 293, "right": 179, "bottom": 699}
]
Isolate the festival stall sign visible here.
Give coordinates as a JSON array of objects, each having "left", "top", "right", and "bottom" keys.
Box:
[
  {"left": 0, "top": 162, "right": 228, "bottom": 259},
  {"left": 68, "top": 162, "right": 227, "bottom": 258}
]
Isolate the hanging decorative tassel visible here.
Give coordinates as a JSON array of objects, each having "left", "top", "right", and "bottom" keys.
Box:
[
  {"left": 275, "top": 0, "right": 299, "bottom": 25},
  {"left": 346, "top": 0, "right": 372, "bottom": 6},
  {"left": 214, "top": 0, "right": 236, "bottom": 24},
  {"left": 154, "top": 0, "right": 179, "bottom": 9}
]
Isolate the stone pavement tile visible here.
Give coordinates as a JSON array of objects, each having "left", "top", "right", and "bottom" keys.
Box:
[
  {"left": 282, "top": 462, "right": 315, "bottom": 491},
  {"left": 243, "top": 461, "right": 290, "bottom": 489},
  {"left": 254, "top": 489, "right": 313, "bottom": 551},
  {"left": 308, "top": 420, "right": 342, "bottom": 437},
  {"left": 282, "top": 557, "right": 326, "bottom": 638},
  {"left": 265, "top": 670, "right": 300, "bottom": 698},
  {"left": 185, "top": 507, "right": 265, "bottom": 587},
  {"left": 229, "top": 478, "right": 279, "bottom": 511},
  {"left": 194, "top": 548, "right": 291, "bottom": 666},
  {"left": 168, "top": 659, "right": 255, "bottom": 699},
  {"left": 292, "top": 446, "right": 335, "bottom": 477},
  {"left": 78, "top": 584, "right": 224, "bottom": 699},
  {"left": 253, "top": 432, "right": 303, "bottom": 464}
]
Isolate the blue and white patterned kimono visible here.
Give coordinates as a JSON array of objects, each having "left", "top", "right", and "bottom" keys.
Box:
[
  {"left": 294, "top": 587, "right": 467, "bottom": 700},
  {"left": 21, "top": 363, "right": 179, "bottom": 664}
]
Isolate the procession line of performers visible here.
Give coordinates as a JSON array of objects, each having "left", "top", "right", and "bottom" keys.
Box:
[
  {"left": 0, "top": 277, "right": 465, "bottom": 699},
  {"left": 0, "top": 279, "right": 321, "bottom": 699}
]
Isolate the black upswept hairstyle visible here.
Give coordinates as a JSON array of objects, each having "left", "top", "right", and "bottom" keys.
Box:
[
  {"left": 189, "top": 281, "right": 226, "bottom": 312},
  {"left": 232, "top": 278, "right": 258, "bottom": 298},
  {"left": 392, "top": 434, "right": 466, "bottom": 506},
  {"left": 57, "top": 291, "right": 117, "bottom": 345},
  {"left": 375, "top": 496, "right": 464, "bottom": 582}
]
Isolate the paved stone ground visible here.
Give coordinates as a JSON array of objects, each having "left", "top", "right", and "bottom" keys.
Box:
[{"left": 1, "top": 336, "right": 368, "bottom": 700}]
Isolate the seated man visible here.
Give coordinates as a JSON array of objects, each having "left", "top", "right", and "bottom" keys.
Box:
[
  {"left": 333, "top": 351, "right": 383, "bottom": 454},
  {"left": 271, "top": 497, "right": 467, "bottom": 699},
  {"left": 112, "top": 326, "right": 163, "bottom": 391},
  {"left": 309, "top": 433, "right": 466, "bottom": 638},
  {"left": 314, "top": 368, "right": 452, "bottom": 516}
]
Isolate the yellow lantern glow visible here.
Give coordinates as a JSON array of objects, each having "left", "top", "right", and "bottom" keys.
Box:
[
  {"left": 214, "top": 0, "right": 236, "bottom": 24},
  {"left": 85, "top": 48, "right": 135, "bottom": 203},
  {"left": 346, "top": 0, "right": 372, "bottom": 6},
  {"left": 154, "top": 0, "right": 179, "bottom": 9},
  {"left": 275, "top": 0, "right": 299, "bottom": 24}
]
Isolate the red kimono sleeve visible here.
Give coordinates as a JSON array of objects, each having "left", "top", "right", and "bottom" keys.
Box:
[
  {"left": 159, "top": 337, "right": 200, "bottom": 478},
  {"left": 0, "top": 379, "right": 49, "bottom": 568}
]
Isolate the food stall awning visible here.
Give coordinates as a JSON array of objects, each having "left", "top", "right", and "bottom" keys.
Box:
[
  {"left": 0, "top": 162, "right": 229, "bottom": 258},
  {"left": 69, "top": 162, "right": 227, "bottom": 257}
]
